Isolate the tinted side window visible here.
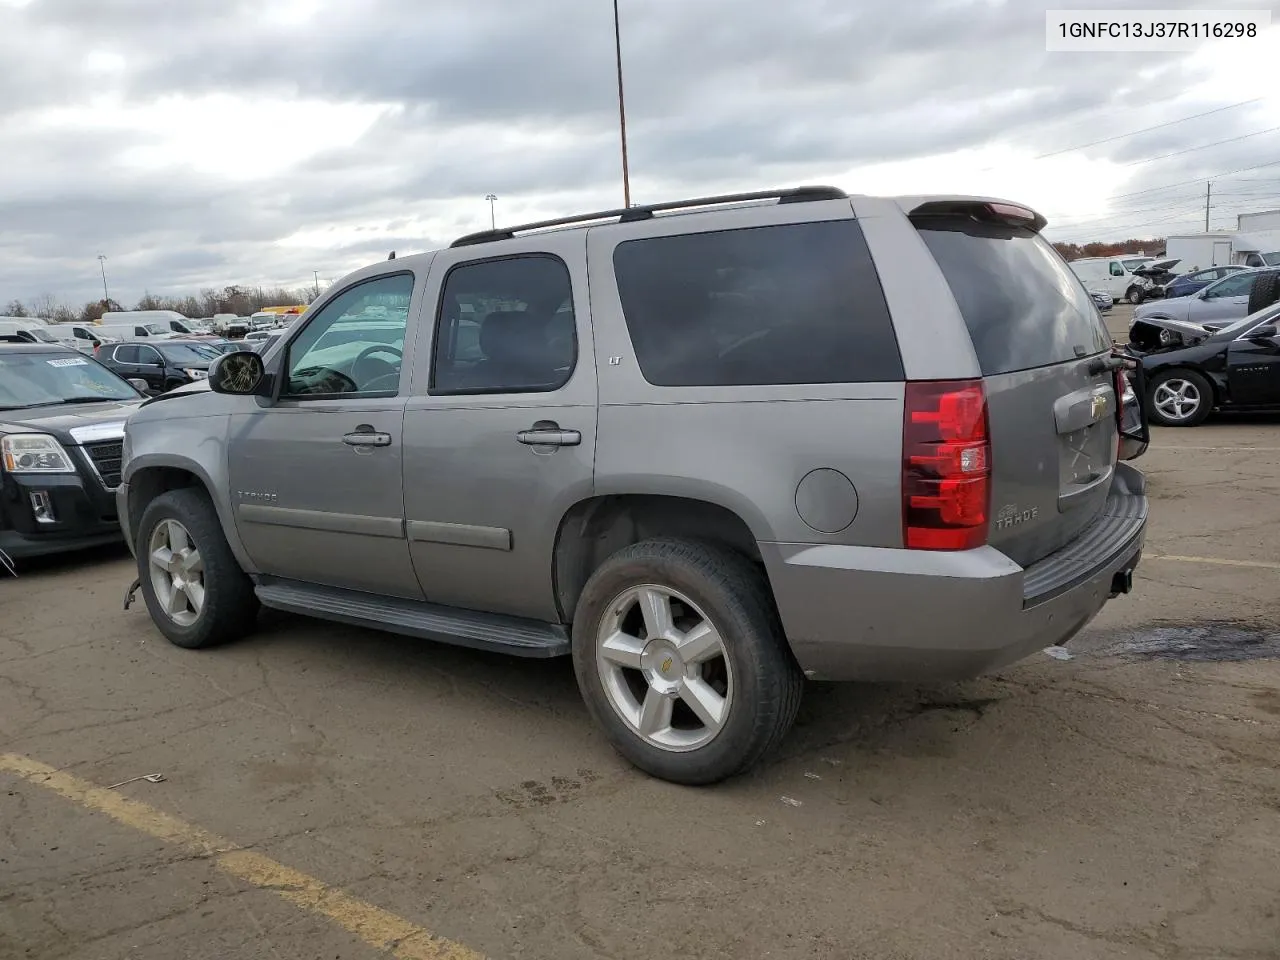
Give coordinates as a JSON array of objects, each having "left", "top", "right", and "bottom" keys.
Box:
[
  {"left": 431, "top": 255, "right": 576, "bottom": 395},
  {"left": 915, "top": 218, "right": 1110, "bottom": 376},
  {"left": 612, "top": 220, "right": 902, "bottom": 387},
  {"left": 113, "top": 344, "right": 139, "bottom": 363},
  {"left": 137, "top": 345, "right": 162, "bottom": 365},
  {"left": 1206, "top": 273, "right": 1255, "bottom": 298}
]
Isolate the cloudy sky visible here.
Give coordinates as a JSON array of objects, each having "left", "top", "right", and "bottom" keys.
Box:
[{"left": 1, "top": 0, "right": 1278, "bottom": 310}]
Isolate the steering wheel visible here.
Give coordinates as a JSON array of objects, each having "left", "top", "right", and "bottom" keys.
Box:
[{"left": 351, "top": 344, "right": 403, "bottom": 387}]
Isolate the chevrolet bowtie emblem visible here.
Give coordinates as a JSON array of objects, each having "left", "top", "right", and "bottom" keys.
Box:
[{"left": 660, "top": 657, "right": 673, "bottom": 674}]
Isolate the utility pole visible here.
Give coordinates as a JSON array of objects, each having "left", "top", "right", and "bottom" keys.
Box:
[
  {"left": 97, "top": 254, "right": 109, "bottom": 304},
  {"left": 485, "top": 194, "right": 498, "bottom": 229},
  {"left": 612, "top": 0, "right": 631, "bottom": 207},
  {"left": 1205, "top": 181, "right": 1211, "bottom": 231},
  {"left": 313, "top": 270, "right": 320, "bottom": 299}
]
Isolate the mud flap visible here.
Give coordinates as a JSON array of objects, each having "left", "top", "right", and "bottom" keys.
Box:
[{"left": 123, "top": 577, "right": 141, "bottom": 611}]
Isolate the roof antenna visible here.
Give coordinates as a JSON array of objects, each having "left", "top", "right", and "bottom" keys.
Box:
[{"left": 387, "top": 251, "right": 396, "bottom": 260}]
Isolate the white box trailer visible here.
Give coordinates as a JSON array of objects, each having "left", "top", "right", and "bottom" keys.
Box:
[
  {"left": 1238, "top": 209, "right": 1280, "bottom": 232},
  {"left": 1164, "top": 232, "right": 1280, "bottom": 271}
]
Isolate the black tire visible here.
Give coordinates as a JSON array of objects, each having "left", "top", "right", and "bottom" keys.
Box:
[
  {"left": 1146, "top": 368, "right": 1214, "bottom": 428},
  {"left": 1125, "top": 285, "right": 1145, "bottom": 305},
  {"left": 135, "top": 488, "right": 258, "bottom": 649},
  {"left": 1247, "top": 271, "right": 1280, "bottom": 315},
  {"left": 571, "top": 538, "right": 803, "bottom": 785}
]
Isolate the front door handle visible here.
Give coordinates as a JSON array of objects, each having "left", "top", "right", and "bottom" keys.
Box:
[
  {"left": 516, "top": 422, "right": 581, "bottom": 447},
  {"left": 343, "top": 429, "right": 392, "bottom": 447}
]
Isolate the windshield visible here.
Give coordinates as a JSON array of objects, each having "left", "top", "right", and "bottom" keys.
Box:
[
  {"left": 1262, "top": 252, "right": 1280, "bottom": 266},
  {"left": 25, "top": 328, "right": 56, "bottom": 342},
  {"left": 158, "top": 342, "right": 222, "bottom": 364},
  {"left": 0, "top": 352, "right": 139, "bottom": 408},
  {"left": 1122, "top": 258, "right": 1152, "bottom": 271}
]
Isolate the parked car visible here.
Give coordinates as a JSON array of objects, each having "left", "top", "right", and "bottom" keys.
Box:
[
  {"left": 1127, "top": 302, "right": 1280, "bottom": 427},
  {"left": 97, "top": 339, "right": 222, "bottom": 394},
  {"left": 1088, "top": 290, "right": 1114, "bottom": 313},
  {"left": 1131, "top": 267, "right": 1280, "bottom": 341},
  {"left": 0, "top": 343, "right": 144, "bottom": 559},
  {"left": 1129, "top": 257, "right": 1180, "bottom": 299},
  {"left": 1163, "top": 265, "right": 1250, "bottom": 300},
  {"left": 117, "top": 187, "right": 1148, "bottom": 785}
]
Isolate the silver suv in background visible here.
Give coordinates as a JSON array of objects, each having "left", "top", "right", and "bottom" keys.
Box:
[{"left": 117, "top": 187, "right": 1149, "bottom": 784}]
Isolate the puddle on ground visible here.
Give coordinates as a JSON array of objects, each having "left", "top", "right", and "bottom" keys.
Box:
[{"left": 1097, "top": 620, "right": 1280, "bottom": 663}]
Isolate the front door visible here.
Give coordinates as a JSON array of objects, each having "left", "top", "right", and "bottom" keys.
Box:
[
  {"left": 133, "top": 343, "right": 167, "bottom": 391},
  {"left": 1195, "top": 271, "right": 1255, "bottom": 322},
  {"left": 227, "top": 270, "right": 425, "bottom": 599},
  {"left": 402, "top": 234, "right": 596, "bottom": 622},
  {"left": 1226, "top": 322, "right": 1280, "bottom": 405}
]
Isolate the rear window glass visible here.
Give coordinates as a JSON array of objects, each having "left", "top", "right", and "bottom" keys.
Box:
[
  {"left": 915, "top": 218, "right": 1110, "bottom": 376},
  {"left": 612, "top": 220, "right": 903, "bottom": 387}
]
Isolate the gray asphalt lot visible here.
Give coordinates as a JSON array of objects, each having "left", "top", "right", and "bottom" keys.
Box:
[{"left": 3, "top": 312, "right": 1279, "bottom": 960}]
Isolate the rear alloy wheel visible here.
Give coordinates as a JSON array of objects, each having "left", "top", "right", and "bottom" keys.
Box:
[
  {"left": 1125, "top": 285, "right": 1145, "bottom": 305},
  {"left": 572, "top": 539, "right": 803, "bottom": 785},
  {"left": 1147, "top": 369, "right": 1213, "bottom": 427}
]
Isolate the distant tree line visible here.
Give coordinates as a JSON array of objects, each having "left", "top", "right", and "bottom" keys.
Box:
[
  {"left": 1051, "top": 237, "right": 1165, "bottom": 261},
  {"left": 3, "top": 284, "right": 320, "bottom": 323}
]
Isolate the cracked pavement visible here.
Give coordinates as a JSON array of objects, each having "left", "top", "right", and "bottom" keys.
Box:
[{"left": 2, "top": 329, "right": 1279, "bottom": 958}]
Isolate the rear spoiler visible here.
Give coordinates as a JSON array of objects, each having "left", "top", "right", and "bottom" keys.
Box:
[{"left": 907, "top": 199, "right": 1047, "bottom": 233}]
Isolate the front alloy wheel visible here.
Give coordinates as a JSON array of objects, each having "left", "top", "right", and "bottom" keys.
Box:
[
  {"left": 596, "top": 584, "right": 733, "bottom": 752},
  {"left": 1152, "top": 378, "right": 1201, "bottom": 422},
  {"left": 148, "top": 518, "right": 205, "bottom": 626}
]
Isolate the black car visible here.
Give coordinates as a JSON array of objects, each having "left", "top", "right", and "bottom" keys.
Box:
[
  {"left": 0, "top": 342, "right": 144, "bottom": 559},
  {"left": 97, "top": 339, "right": 223, "bottom": 394},
  {"left": 1128, "top": 304, "right": 1280, "bottom": 427}
]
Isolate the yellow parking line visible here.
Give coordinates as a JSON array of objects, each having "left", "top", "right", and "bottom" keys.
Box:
[
  {"left": 0, "top": 753, "right": 484, "bottom": 960},
  {"left": 1145, "top": 553, "right": 1280, "bottom": 571}
]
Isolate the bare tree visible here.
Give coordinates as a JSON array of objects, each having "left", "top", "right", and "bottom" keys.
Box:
[
  {"left": 29, "top": 293, "right": 61, "bottom": 320},
  {"left": 3, "top": 299, "right": 28, "bottom": 317}
]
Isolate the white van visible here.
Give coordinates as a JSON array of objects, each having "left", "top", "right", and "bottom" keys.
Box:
[
  {"left": 44, "top": 323, "right": 120, "bottom": 354},
  {"left": 97, "top": 321, "right": 177, "bottom": 342},
  {"left": 1069, "top": 256, "right": 1158, "bottom": 304},
  {"left": 100, "top": 310, "right": 197, "bottom": 335},
  {"left": 0, "top": 318, "right": 60, "bottom": 344}
]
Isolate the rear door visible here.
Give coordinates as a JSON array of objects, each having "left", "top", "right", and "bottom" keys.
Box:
[
  {"left": 912, "top": 213, "right": 1118, "bottom": 567},
  {"left": 1227, "top": 319, "right": 1280, "bottom": 405}
]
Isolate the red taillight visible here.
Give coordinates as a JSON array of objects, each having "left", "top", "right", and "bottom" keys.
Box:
[{"left": 903, "top": 379, "right": 991, "bottom": 550}]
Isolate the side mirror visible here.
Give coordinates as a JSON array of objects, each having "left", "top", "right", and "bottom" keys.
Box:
[
  {"left": 127, "top": 378, "right": 149, "bottom": 392},
  {"left": 208, "top": 350, "right": 267, "bottom": 395},
  {"left": 1249, "top": 324, "right": 1278, "bottom": 339}
]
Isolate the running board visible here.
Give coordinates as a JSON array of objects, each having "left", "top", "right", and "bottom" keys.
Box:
[{"left": 254, "top": 579, "right": 570, "bottom": 658}]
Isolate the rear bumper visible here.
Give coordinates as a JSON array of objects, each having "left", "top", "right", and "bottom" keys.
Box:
[{"left": 763, "top": 463, "right": 1148, "bottom": 682}]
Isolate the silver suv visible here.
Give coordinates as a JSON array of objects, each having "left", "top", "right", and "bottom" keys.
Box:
[{"left": 117, "top": 187, "right": 1149, "bottom": 784}]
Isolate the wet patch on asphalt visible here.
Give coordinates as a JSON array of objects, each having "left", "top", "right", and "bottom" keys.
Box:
[{"left": 1094, "top": 620, "right": 1280, "bottom": 662}]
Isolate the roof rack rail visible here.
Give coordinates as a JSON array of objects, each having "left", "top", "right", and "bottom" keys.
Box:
[{"left": 450, "top": 185, "right": 848, "bottom": 248}]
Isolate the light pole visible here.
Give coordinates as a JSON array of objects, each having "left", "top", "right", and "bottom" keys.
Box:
[
  {"left": 485, "top": 194, "right": 498, "bottom": 229},
  {"left": 96, "top": 254, "right": 110, "bottom": 304},
  {"left": 612, "top": 0, "right": 631, "bottom": 207},
  {"left": 313, "top": 270, "right": 321, "bottom": 299}
]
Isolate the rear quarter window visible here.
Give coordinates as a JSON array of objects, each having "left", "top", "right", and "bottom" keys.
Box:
[
  {"left": 914, "top": 218, "right": 1110, "bottom": 376},
  {"left": 612, "top": 219, "right": 903, "bottom": 387}
]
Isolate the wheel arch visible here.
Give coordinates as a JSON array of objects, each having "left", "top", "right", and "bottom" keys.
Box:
[
  {"left": 125, "top": 454, "right": 255, "bottom": 572},
  {"left": 552, "top": 493, "right": 767, "bottom": 624}
]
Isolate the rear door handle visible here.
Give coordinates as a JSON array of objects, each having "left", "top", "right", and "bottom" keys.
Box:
[
  {"left": 343, "top": 430, "right": 392, "bottom": 447},
  {"left": 516, "top": 425, "right": 581, "bottom": 447}
]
